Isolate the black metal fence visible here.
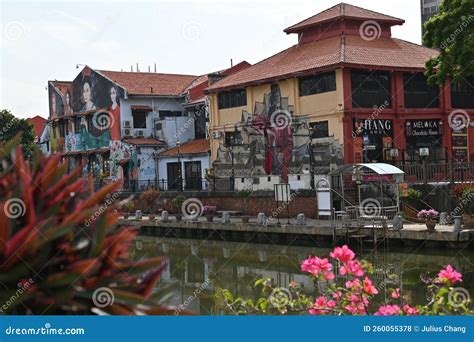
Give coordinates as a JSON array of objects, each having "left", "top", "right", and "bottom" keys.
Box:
[
  {"left": 94, "top": 177, "right": 235, "bottom": 193},
  {"left": 395, "top": 161, "right": 474, "bottom": 184}
]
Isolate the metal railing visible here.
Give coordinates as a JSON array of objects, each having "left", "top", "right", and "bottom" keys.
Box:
[
  {"left": 396, "top": 161, "right": 474, "bottom": 184},
  {"left": 94, "top": 177, "right": 236, "bottom": 193}
]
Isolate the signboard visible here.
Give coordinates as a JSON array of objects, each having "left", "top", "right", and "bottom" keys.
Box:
[
  {"left": 316, "top": 178, "right": 331, "bottom": 217},
  {"left": 419, "top": 148, "right": 430, "bottom": 157},
  {"left": 274, "top": 183, "right": 291, "bottom": 203},
  {"left": 353, "top": 119, "right": 393, "bottom": 137},
  {"left": 406, "top": 120, "right": 443, "bottom": 137}
]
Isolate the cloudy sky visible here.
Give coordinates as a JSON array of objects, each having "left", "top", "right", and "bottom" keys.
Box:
[{"left": 1, "top": 0, "right": 424, "bottom": 118}]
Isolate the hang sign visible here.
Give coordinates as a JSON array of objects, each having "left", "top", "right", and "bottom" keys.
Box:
[{"left": 353, "top": 119, "right": 393, "bottom": 136}]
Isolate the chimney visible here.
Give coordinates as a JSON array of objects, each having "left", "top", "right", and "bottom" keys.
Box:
[
  {"left": 230, "top": 58, "right": 233, "bottom": 67},
  {"left": 136, "top": 63, "right": 139, "bottom": 72},
  {"left": 131, "top": 65, "right": 133, "bottom": 72},
  {"left": 154, "top": 62, "right": 157, "bottom": 73},
  {"left": 208, "top": 73, "right": 226, "bottom": 86},
  {"left": 148, "top": 65, "right": 151, "bottom": 72}
]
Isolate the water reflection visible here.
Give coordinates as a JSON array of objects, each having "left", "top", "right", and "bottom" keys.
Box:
[{"left": 132, "top": 236, "right": 474, "bottom": 315}]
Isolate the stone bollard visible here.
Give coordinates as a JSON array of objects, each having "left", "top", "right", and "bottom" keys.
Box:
[
  {"left": 161, "top": 210, "right": 169, "bottom": 222},
  {"left": 453, "top": 216, "right": 462, "bottom": 232},
  {"left": 392, "top": 212, "right": 404, "bottom": 230},
  {"left": 135, "top": 210, "right": 142, "bottom": 220},
  {"left": 222, "top": 211, "right": 231, "bottom": 223},
  {"left": 296, "top": 213, "right": 306, "bottom": 225},
  {"left": 439, "top": 212, "right": 448, "bottom": 225},
  {"left": 257, "top": 213, "right": 266, "bottom": 225}
]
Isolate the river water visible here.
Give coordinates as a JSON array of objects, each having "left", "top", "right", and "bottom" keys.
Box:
[{"left": 133, "top": 236, "right": 474, "bottom": 314}]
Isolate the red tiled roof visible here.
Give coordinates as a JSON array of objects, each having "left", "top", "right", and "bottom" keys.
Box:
[
  {"left": 206, "top": 36, "right": 437, "bottom": 91},
  {"left": 97, "top": 70, "right": 199, "bottom": 96},
  {"left": 27, "top": 116, "right": 47, "bottom": 137},
  {"left": 123, "top": 138, "right": 166, "bottom": 146},
  {"left": 159, "top": 139, "right": 210, "bottom": 157},
  {"left": 284, "top": 3, "right": 404, "bottom": 33}
]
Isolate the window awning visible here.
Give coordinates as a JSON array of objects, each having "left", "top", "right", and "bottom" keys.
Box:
[
  {"left": 330, "top": 163, "right": 404, "bottom": 176},
  {"left": 131, "top": 105, "right": 152, "bottom": 111}
]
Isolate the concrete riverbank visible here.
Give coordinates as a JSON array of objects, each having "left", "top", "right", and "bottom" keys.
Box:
[{"left": 120, "top": 216, "right": 474, "bottom": 249}]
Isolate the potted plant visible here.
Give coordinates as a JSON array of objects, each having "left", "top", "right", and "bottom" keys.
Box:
[
  {"left": 203, "top": 205, "right": 217, "bottom": 222},
  {"left": 417, "top": 209, "right": 439, "bottom": 232},
  {"left": 137, "top": 189, "right": 160, "bottom": 219},
  {"left": 173, "top": 194, "right": 186, "bottom": 221}
]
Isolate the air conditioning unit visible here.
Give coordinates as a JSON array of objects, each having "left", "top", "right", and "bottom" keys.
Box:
[
  {"left": 123, "top": 121, "right": 131, "bottom": 128},
  {"left": 211, "top": 131, "right": 221, "bottom": 139},
  {"left": 134, "top": 130, "right": 145, "bottom": 138},
  {"left": 122, "top": 128, "right": 132, "bottom": 137}
]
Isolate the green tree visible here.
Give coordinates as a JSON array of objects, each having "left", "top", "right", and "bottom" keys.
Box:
[
  {"left": 0, "top": 109, "right": 36, "bottom": 158},
  {"left": 423, "top": 0, "right": 474, "bottom": 85}
]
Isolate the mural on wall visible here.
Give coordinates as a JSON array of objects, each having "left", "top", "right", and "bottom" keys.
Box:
[
  {"left": 214, "top": 83, "right": 309, "bottom": 182},
  {"left": 48, "top": 85, "right": 64, "bottom": 118},
  {"left": 110, "top": 140, "right": 137, "bottom": 181}
]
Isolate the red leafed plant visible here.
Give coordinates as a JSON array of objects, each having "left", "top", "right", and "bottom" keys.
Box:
[{"left": 0, "top": 136, "right": 178, "bottom": 315}]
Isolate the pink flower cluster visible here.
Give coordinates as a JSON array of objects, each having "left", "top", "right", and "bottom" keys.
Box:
[
  {"left": 437, "top": 265, "right": 462, "bottom": 285},
  {"left": 375, "top": 304, "right": 419, "bottom": 316},
  {"left": 301, "top": 256, "right": 335, "bottom": 280}
]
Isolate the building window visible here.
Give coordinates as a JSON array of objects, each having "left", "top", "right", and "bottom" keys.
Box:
[
  {"left": 224, "top": 132, "right": 242, "bottom": 147},
  {"left": 310, "top": 121, "right": 329, "bottom": 138},
  {"left": 404, "top": 73, "right": 440, "bottom": 108},
  {"left": 218, "top": 89, "right": 247, "bottom": 109},
  {"left": 299, "top": 71, "right": 336, "bottom": 96},
  {"left": 451, "top": 77, "right": 474, "bottom": 109},
  {"left": 74, "top": 117, "right": 81, "bottom": 133},
  {"left": 351, "top": 71, "right": 392, "bottom": 108},
  {"left": 132, "top": 111, "right": 147, "bottom": 129}
]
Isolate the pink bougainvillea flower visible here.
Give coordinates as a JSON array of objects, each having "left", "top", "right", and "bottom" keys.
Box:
[
  {"left": 437, "top": 265, "right": 462, "bottom": 285},
  {"left": 332, "top": 291, "right": 342, "bottom": 300},
  {"left": 309, "top": 296, "right": 336, "bottom": 315},
  {"left": 301, "top": 256, "right": 334, "bottom": 280},
  {"left": 345, "top": 278, "right": 361, "bottom": 290},
  {"left": 340, "top": 260, "right": 364, "bottom": 277},
  {"left": 374, "top": 304, "right": 402, "bottom": 316},
  {"left": 391, "top": 288, "right": 400, "bottom": 299},
  {"left": 403, "top": 304, "right": 419, "bottom": 316},
  {"left": 330, "top": 245, "right": 355, "bottom": 263},
  {"left": 363, "top": 277, "right": 378, "bottom": 295}
]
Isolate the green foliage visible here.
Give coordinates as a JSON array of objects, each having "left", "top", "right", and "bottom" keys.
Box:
[
  {"left": 237, "top": 188, "right": 253, "bottom": 199},
  {"left": 172, "top": 194, "right": 186, "bottom": 212},
  {"left": 0, "top": 109, "right": 36, "bottom": 159},
  {"left": 423, "top": 0, "right": 474, "bottom": 84},
  {"left": 0, "top": 136, "right": 174, "bottom": 315},
  {"left": 407, "top": 188, "right": 422, "bottom": 200}
]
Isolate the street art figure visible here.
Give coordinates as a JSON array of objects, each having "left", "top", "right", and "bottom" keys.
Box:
[
  {"left": 81, "top": 76, "right": 96, "bottom": 111},
  {"left": 252, "top": 83, "right": 293, "bottom": 182},
  {"left": 108, "top": 85, "right": 121, "bottom": 140},
  {"left": 65, "top": 90, "right": 73, "bottom": 115}
]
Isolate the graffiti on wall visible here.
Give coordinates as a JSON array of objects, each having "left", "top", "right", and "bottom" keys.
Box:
[{"left": 214, "top": 83, "right": 308, "bottom": 182}]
